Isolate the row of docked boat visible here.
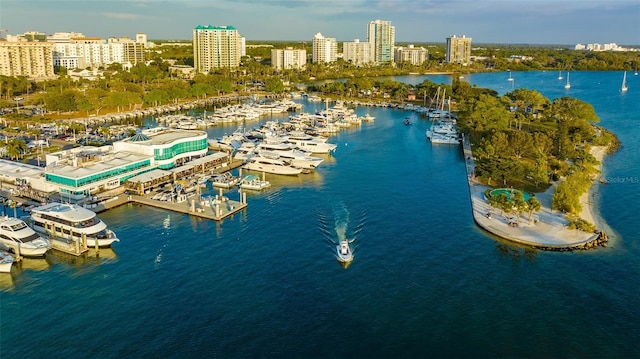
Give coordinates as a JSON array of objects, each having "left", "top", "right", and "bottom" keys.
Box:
[
  {"left": 426, "top": 110, "right": 461, "bottom": 145},
  {"left": 0, "top": 202, "right": 120, "bottom": 272},
  {"left": 156, "top": 100, "right": 301, "bottom": 129}
]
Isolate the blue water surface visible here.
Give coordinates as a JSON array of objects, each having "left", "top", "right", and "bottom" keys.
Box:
[{"left": 1, "top": 71, "right": 638, "bottom": 358}]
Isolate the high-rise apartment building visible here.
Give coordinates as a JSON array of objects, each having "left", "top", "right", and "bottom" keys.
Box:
[
  {"left": 193, "top": 25, "right": 244, "bottom": 73},
  {"left": 394, "top": 45, "right": 428, "bottom": 65},
  {"left": 312, "top": 33, "right": 337, "bottom": 63},
  {"left": 445, "top": 35, "right": 472, "bottom": 65},
  {"left": 0, "top": 41, "right": 55, "bottom": 79},
  {"left": 367, "top": 20, "right": 395, "bottom": 64},
  {"left": 51, "top": 33, "right": 146, "bottom": 69},
  {"left": 342, "top": 39, "right": 371, "bottom": 66},
  {"left": 271, "top": 47, "right": 306, "bottom": 70}
]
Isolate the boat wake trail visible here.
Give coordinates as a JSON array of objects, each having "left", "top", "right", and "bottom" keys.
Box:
[
  {"left": 154, "top": 215, "right": 172, "bottom": 268},
  {"left": 317, "top": 202, "right": 367, "bottom": 253}
]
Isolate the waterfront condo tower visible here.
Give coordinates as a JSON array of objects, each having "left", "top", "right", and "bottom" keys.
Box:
[
  {"left": 271, "top": 48, "right": 307, "bottom": 70},
  {"left": 193, "top": 25, "right": 243, "bottom": 74},
  {"left": 312, "top": 32, "right": 337, "bottom": 63},
  {"left": 445, "top": 35, "right": 472, "bottom": 65},
  {"left": 0, "top": 41, "right": 55, "bottom": 79},
  {"left": 342, "top": 39, "right": 371, "bottom": 66},
  {"left": 367, "top": 20, "right": 395, "bottom": 65}
]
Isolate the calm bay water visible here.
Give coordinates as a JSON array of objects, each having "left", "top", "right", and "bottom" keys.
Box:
[{"left": 1, "top": 71, "right": 638, "bottom": 358}]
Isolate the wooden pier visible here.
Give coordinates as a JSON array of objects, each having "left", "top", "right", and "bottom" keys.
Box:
[{"left": 94, "top": 190, "right": 248, "bottom": 221}]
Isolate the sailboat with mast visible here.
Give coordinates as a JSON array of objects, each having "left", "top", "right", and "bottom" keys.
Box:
[
  {"left": 507, "top": 70, "right": 514, "bottom": 82},
  {"left": 621, "top": 71, "right": 628, "bottom": 92},
  {"left": 564, "top": 72, "right": 571, "bottom": 89},
  {"left": 557, "top": 70, "right": 563, "bottom": 80}
]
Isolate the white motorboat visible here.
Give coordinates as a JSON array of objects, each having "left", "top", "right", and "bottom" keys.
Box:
[
  {"left": 427, "top": 121, "right": 460, "bottom": 144},
  {"left": 29, "top": 202, "right": 120, "bottom": 248},
  {"left": 256, "top": 143, "right": 323, "bottom": 169},
  {"left": 336, "top": 239, "right": 353, "bottom": 263},
  {"left": 210, "top": 172, "right": 240, "bottom": 188},
  {"left": 233, "top": 142, "right": 257, "bottom": 162},
  {"left": 285, "top": 131, "right": 329, "bottom": 143},
  {"left": 0, "top": 216, "right": 50, "bottom": 257},
  {"left": 242, "top": 153, "right": 303, "bottom": 175},
  {"left": 283, "top": 137, "right": 337, "bottom": 154},
  {"left": 238, "top": 174, "right": 271, "bottom": 191},
  {"left": 0, "top": 250, "right": 14, "bottom": 273}
]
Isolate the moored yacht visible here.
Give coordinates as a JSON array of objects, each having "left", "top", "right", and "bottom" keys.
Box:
[
  {"left": 256, "top": 143, "right": 323, "bottom": 169},
  {"left": 28, "top": 202, "right": 120, "bottom": 248},
  {"left": 242, "top": 153, "right": 303, "bottom": 175},
  {"left": 282, "top": 137, "right": 337, "bottom": 154},
  {"left": 427, "top": 121, "right": 460, "bottom": 144},
  {"left": 0, "top": 216, "right": 51, "bottom": 257}
]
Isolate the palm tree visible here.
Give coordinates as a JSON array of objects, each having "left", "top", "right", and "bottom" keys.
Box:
[
  {"left": 527, "top": 197, "right": 542, "bottom": 224},
  {"left": 6, "top": 139, "right": 27, "bottom": 160}
]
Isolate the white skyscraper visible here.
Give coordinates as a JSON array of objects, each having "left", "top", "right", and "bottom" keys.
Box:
[
  {"left": 193, "top": 25, "right": 244, "bottom": 73},
  {"left": 312, "top": 33, "right": 337, "bottom": 63},
  {"left": 367, "top": 20, "right": 395, "bottom": 64}
]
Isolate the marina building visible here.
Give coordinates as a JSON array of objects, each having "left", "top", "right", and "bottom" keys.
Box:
[
  {"left": 271, "top": 47, "right": 306, "bottom": 70},
  {"left": 394, "top": 45, "right": 428, "bottom": 65},
  {"left": 312, "top": 33, "right": 337, "bottom": 63},
  {"left": 0, "top": 41, "right": 55, "bottom": 79},
  {"left": 342, "top": 39, "right": 371, "bottom": 66},
  {"left": 193, "top": 25, "right": 244, "bottom": 73},
  {"left": 28, "top": 129, "right": 221, "bottom": 200},
  {"left": 367, "top": 20, "right": 395, "bottom": 64},
  {"left": 445, "top": 35, "right": 472, "bottom": 65}
]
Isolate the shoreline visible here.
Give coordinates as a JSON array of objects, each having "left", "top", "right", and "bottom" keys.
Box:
[
  {"left": 462, "top": 135, "right": 608, "bottom": 250},
  {"left": 578, "top": 146, "right": 608, "bottom": 229}
]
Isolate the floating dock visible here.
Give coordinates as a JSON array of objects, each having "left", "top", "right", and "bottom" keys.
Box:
[{"left": 93, "top": 191, "right": 248, "bottom": 221}]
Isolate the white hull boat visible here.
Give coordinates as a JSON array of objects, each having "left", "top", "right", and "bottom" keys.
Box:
[
  {"left": 336, "top": 239, "right": 353, "bottom": 263},
  {"left": 29, "top": 202, "right": 120, "bottom": 248},
  {"left": 211, "top": 172, "right": 240, "bottom": 188},
  {"left": 242, "top": 154, "right": 303, "bottom": 176},
  {"left": 0, "top": 216, "right": 51, "bottom": 257},
  {"left": 0, "top": 250, "right": 14, "bottom": 273},
  {"left": 239, "top": 174, "right": 271, "bottom": 191}
]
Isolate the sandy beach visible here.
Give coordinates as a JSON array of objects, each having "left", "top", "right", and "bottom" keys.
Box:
[{"left": 578, "top": 146, "right": 608, "bottom": 227}]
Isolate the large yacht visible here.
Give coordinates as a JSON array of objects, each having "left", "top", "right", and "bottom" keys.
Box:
[
  {"left": 242, "top": 153, "right": 303, "bottom": 175},
  {"left": 282, "top": 136, "right": 337, "bottom": 154},
  {"left": 28, "top": 202, "right": 119, "bottom": 248},
  {"left": 0, "top": 216, "right": 51, "bottom": 257},
  {"left": 256, "top": 143, "right": 324, "bottom": 169}
]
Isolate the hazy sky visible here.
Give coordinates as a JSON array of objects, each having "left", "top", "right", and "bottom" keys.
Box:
[{"left": 1, "top": 0, "right": 639, "bottom": 45}]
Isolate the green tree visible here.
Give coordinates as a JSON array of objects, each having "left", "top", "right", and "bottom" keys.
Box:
[
  {"left": 527, "top": 197, "right": 542, "bottom": 224},
  {"left": 264, "top": 78, "right": 285, "bottom": 93},
  {"left": 5, "top": 139, "right": 27, "bottom": 160}
]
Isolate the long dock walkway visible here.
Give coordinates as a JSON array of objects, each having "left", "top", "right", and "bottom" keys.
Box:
[
  {"left": 93, "top": 192, "right": 247, "bottom": 221},
  {"left": 462, "top": 134, "right": 603, "bottom": 250}
]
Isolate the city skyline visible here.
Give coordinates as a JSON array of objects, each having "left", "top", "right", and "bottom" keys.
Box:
[{"left": 1, "top": 0, "right": 639, "bottom": 45}]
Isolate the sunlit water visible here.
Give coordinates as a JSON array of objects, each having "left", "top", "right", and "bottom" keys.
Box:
[{"left": 1, "top": 71, "right": 638, "bottom": 358}]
